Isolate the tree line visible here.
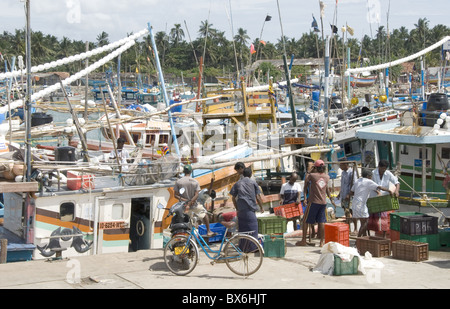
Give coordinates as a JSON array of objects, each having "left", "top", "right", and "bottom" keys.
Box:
[{"left": 0, "top": 17, "right": 449, "bottom": 83}]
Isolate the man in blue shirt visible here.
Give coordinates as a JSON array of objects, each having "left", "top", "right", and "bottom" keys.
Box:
[{"left": 230, "top": 167, "right": 264, "bottom": 240}]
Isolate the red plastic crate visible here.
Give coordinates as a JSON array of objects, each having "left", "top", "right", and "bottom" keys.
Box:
[
  {"left": 273, "top": 203, "right": 303, "bottom": 219},
  {"left": 390, "top": 229, "right": 400, "bottom": 243},
  {"left": 325, "top": 222, "right": 349, "bottom": 247}
]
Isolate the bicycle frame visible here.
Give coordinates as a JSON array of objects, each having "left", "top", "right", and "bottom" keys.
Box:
[{"left": 185, "top": 226, "right": 245, "bottom": 262}]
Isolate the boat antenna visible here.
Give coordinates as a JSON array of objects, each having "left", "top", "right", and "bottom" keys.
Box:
[
  {"left": 183, "top": 20, "right": 198, "bottom": 66},
  {"left": 276, "top": 0, "right": 296, "bottom": 127},
  {"left": 225, "top": 0, "right": 240, "bottom": 80}
]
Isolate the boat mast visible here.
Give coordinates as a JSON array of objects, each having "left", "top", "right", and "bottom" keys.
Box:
[
  {"left": 147, "top": 22, "right": 180, "bottom": 156},
  {"left": 25, "top": 0, "right": 32, "bottom": 181}
]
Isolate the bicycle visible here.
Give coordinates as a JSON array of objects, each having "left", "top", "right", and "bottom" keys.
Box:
[{"left": 161, "top": 202, "right": 264, "bottom": 277}]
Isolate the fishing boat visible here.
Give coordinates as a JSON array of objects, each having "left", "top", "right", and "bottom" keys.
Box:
[{"left": 355, "top": 93, "right": 450, "bottom": 219}]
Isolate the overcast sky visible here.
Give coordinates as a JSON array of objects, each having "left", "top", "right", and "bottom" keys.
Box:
[{"left": 1, "top": 0, "right": 449, "bottom": 46}]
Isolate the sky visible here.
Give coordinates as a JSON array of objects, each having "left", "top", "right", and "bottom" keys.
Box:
[{"left": 1, "top": 0, "right": 449, "bottom": 47}]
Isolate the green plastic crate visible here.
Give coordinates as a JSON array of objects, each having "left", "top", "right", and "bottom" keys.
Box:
[
  {"left": 390, "top": 212, "right": 424, "bottom": 231},
  {"left": 400, "top": 233, "right": 440, "bottom": 251},
  {"left": 257, "top": 216, "right": 287, "bottom": 234},
  {"left": 439, "top": 228, "right": 450, "bottom": 247},
  {"left": 333, "top": 254, "right": 359, "bottom": 276},
  {"left": 367, "top": 195, "right": 399, "bottom": 214},
  {"left": 262, "top": 234, "right": 286, "bottom": 258}
]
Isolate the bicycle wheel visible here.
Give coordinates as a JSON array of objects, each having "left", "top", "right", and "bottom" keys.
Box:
[
  {"left": 164, "top": 235, "right": 199, "bottom": 276},
  {"left": 223, "top": 234, "right": 263, "bottom": 276}
]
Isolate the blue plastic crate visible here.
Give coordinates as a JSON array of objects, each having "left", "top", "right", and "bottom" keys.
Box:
[
  {"left": 198, "top": 223, "right": 226, "bottom": 243},
  {"left": 6, "top": 243, "right": 36, "bottom": 262}
]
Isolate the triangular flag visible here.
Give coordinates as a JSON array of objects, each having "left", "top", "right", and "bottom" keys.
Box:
[
  {"left": 311, "top": 15, "right": 320, "bottom": 32},
  {"left": 250, "top": 44, "right": 256, "bottom": 54},
  {"left": 259, "top": 40, "right": 266, "bottom": 46},
  {"left": 265, "top": 15, "right": 272, "bottom": 22}
]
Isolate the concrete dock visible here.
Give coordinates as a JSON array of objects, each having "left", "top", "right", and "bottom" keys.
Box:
[{"left": 0, "top": 237, "right": 449, "bottom": 290}]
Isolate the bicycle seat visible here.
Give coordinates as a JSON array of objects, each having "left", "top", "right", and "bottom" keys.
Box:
[{"left": 170, "top": 222, "right": 191, "bottom": 232}]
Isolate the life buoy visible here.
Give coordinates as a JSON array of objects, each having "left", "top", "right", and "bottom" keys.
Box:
[{"left": 136, "top": 220, "right": 145, "bottom": 236}]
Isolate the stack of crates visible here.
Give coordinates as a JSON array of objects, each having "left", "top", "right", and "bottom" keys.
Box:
[
  {"left": 257, "top": 215, "right": 287, "bottom": 258},
  {"left": 389, "top": 212, "right": 440, "bottom": 251},
  {"left": 324, "top": 222, "right": 350, "bottom": 247}
]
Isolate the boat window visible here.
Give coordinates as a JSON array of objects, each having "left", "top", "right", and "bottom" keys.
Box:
[
  {"left": 132, "top": 133, "right": 140, "bottom": 144},
  {"left": 159, "top": 134, "right": 169, "bottom": 144},
  {"left": 442, "top": 147, "right": 450, "bottom": 159},
  {"left": 146, "top": 134, "right": 156, "bottom": 145},
  {"left": 112, "top": 204, "right": 124, "bottom": 220},
  {"left": 400, "top": 145, "right": 408, "bottom": 155},
  {"left": 60, "top": 202, "right": 75, "bottom": 222}
]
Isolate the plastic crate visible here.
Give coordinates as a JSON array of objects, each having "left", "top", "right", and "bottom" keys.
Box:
[
  {"left": 198, "top": 222, "right": 226, "bottom": 243},
  {"left": 356, "top": 236, "right": 391, "bottom": 257},
  {"left": 67, "top": 171, "right": 95, "bottom": 190},
  {"left": 367, "top": 195, "right": 399, "bottom": 214},
  {"left": 333, "top": 255, "right": 359, "bottom": 276},
  {"left": 325, "top": 222, "right": 349, "bottom": 247},
  {"left": 390, "top": 229, "right": 400, "bottom": 243},
  {"left": 262, "top": 234, "right": 286, "bottom": 258},
  {"left": 400, "top": 215, "right": 438, "bottom": 236},
  {"left": 438, "top": 228, "right": 450, "bottom": 247},
  {"left": 392, "top": 240, "right": 428, "bottom": 262},
  {"left": 6, "top": 244, "right": 36, "bottom": 262},
  {"left": 390, "top": 212, "right": 424, "bottom": 231},
  {"left": 257, "top": 216, "right": 287, "bottom": 235},
  {"left": 273, "top": 203, "right": 303, "bottom": 219},
  {"left": 400, "top": 233, "right": 440, "bottom": 251}
]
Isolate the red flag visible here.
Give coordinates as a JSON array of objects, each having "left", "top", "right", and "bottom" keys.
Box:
[{"left": 250, "top": 44, "right": 256, "bottom": 54}]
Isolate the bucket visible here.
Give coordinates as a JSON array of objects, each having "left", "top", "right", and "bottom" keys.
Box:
[
  {"left": 169, "top": 100, "right": 182, "bottom": 113},
  {"left": 55, "top": 146, "right": 76, "bottom": 162}
]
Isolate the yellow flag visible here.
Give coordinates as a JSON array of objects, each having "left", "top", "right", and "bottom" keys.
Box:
[
  {"left": 135, "top": 67, "right": 139, "bottom": 73},
  {"left": 347, "top": 25, "right": 354, "bottom": 36}
]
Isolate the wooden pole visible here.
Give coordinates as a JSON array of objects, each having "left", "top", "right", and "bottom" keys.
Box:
[
  {"left": 59, "top": 78, "right": 90, "bottom": 162},
  {"left": 0, "top": 239, "right": 7, "bottom": 264}
]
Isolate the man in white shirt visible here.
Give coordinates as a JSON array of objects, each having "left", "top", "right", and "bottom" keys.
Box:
[
  {"left": 109, "top": 137, "right": 130, "bottom": 172},
  {"left": 279, "top": 172, "right": 302, "bottom": 230},
  {"left": 348, "top": 169, "right": 393, "bottom": 237},
  {"left": 368, "top": 159, "right": 400, "bottom": 237}
]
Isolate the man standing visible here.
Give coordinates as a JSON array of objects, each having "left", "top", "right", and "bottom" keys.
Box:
[
  {"left": 279, "top": 172, "right": 302, "bottom": 230},
  {"left": 230, "top": 167, "right": 264, "bottom": 240},
  {"left": 337, "top": 161, "right": 357, "bottom": 233},
  {"left": 174, "top": 164, "right": 215, "bottom": 237},
  {"left": 296, "top": 160, "right": 336, "bottom": 247},
  {"left": 368, "top": 159, "right": 400, "bottom": 237},
  {"left": 109, "top": 137, "right": 131, "bottom": 171},
  {"left": 348, "top": 169, "right": 393, "bottom": 237}
]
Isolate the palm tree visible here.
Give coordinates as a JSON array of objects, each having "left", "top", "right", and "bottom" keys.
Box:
[
  {"left": 411, "top": 18, "right": 430, "bottom": 50},
  {"left": 96, "top": 31, "right": 110, "bottom": 47},
  {"left": 31, "top": 31, "right": 54, "bottom": 63},
  {"left": 170, "top": 24, "right": 185, "bottom": 46},
  {"left": 198, "top": 20, "right": 216, "bottom": 39}
]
